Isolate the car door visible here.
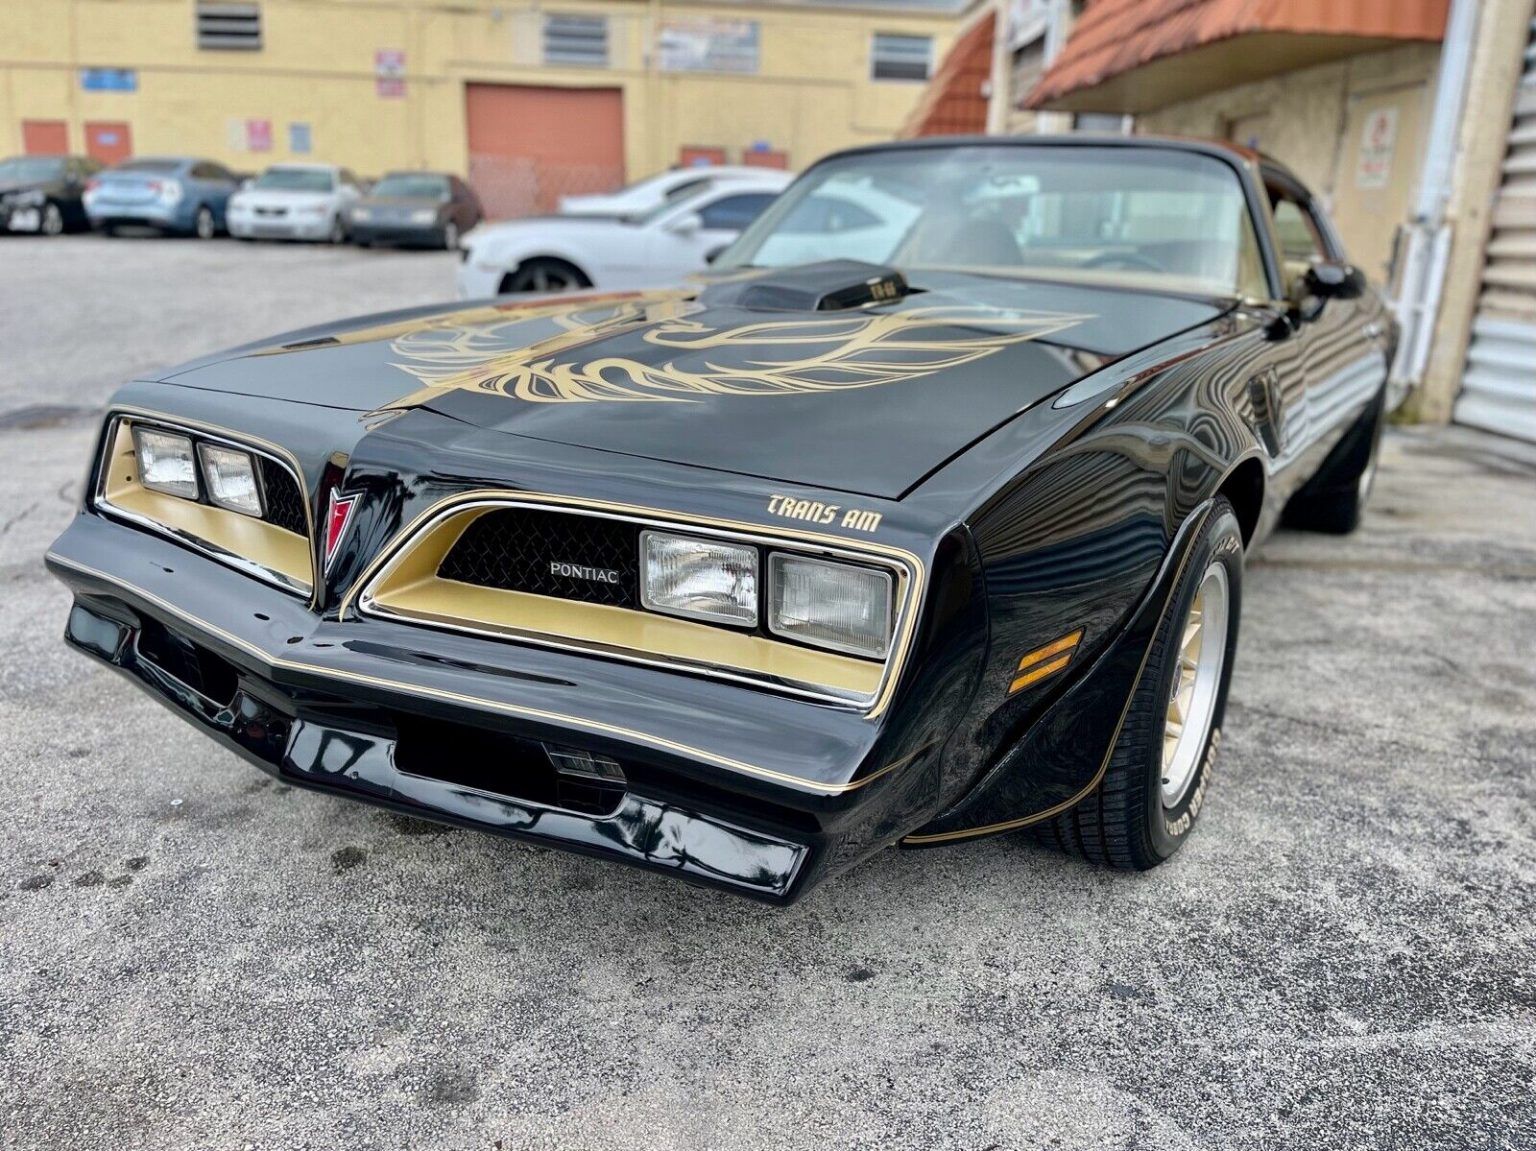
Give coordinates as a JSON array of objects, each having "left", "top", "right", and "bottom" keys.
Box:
[
  {"left": 645, "top": 190, "right": 777, "bottom": 281},
  {"left": 1263, "top": 174, "right": 1386, "bottom": 469}
]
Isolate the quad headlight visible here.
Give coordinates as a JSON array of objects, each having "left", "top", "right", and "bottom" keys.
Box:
[
  {"left": 640, "top": 531, "right": 758, "bottom": 627},
  {"left": 768, "top": 554, "right": 892, "bottom": 659},
  {"left": 133, "top": 427, "right": 199, "bottom": 499},
  {"left": 197, "top": 443, "right": 263, "bottom": 517}
]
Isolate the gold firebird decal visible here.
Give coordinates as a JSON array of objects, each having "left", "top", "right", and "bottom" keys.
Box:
[{"left": 378, "top": 295, "right": 1090, "bottom": 407}]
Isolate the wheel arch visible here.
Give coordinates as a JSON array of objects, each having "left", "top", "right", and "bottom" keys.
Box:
[
  {"left": 1215, "top": 454, "right": 1266, "bottom": 547},
  {"left": 497, "top": 254, "right": 593, "bottom": 294}
]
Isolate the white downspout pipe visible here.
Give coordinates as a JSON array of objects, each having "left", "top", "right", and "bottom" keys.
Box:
[{"left": 1390, "top": 0, "right": 1481, "bottom": 396}]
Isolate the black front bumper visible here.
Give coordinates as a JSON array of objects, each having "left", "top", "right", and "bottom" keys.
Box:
[{"left": 48, "top": 514, "right": 943, "bottom": 903}]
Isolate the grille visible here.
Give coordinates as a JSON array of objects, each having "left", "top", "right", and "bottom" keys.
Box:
[
  {"left": 438, "top": 507, "right": 640, "bottom": 608},
  {"left": 260, "top": 458, "right": 308, "bottom": 536}
]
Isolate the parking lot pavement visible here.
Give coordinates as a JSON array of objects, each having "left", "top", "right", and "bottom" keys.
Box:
[{"left": 2, "top": 236, "right": 1534, "bottom": 1150}]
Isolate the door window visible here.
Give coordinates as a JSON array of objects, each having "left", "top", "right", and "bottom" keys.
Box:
[
  {"left": 698, "top": 193, "right": 776, "bottom": 232},
  {"left": 1270, "top": 196, "right": 1327, "bottom": 265}
]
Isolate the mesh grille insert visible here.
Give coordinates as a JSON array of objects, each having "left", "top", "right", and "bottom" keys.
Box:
[
  {"left": 438, "top": 507, "right": 641, "bottom": 608},
  {"left": 259, "top": 458, "right": 308, "bottom": 537}
]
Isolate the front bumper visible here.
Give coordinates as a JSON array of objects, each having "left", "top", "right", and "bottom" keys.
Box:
[
  {"left": 351, "top": 222, "right": 444, "bottom": 247},
  {"left": 3, "top": 200, "right": 45, "bottom": 232},
  {"left": 229, "top": 214, "right": 331, "bottom": 241},
  {"left": 455, "top": 259, "right": 503, "bottom": 299},
  {"left": 87, "top": 201, "right": 188, "bottom": 232},
  {"left": 48, "top": 510, "right": 943, "bottom": 903}
]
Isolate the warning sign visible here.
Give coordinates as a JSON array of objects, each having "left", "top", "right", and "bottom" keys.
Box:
[{"left": 1355, "top": 107, "right": 1398, "bottom": 190}]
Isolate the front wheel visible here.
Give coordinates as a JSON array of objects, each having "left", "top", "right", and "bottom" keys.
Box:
[
  {"left": 41, "top": 202, "right": 65, "bottom": 236},
  {"left": 1038, "top": 498, "right": 1244, "bottom": 869},
  {"left": 442, "top": 221, "right": 459, "bottom": 251},
  {"left": 328, "top": 214, "right": 347, "bottom": 245},
  {"left": 193, "top": 205, "right": 216, "bottom": 240},
  {"left": 502, "top": 258, "right": 589, "bottom": 294}
]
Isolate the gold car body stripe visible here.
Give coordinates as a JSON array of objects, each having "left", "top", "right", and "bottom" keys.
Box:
[
  {"left": 49, "top": 552, "right": 923, "bottom": 797},
  {"left": 338, "top": 489, "right": 927, "bottom": 720},
  {"left": 903, "top": 506, "right": 1213, "bottom": 845}
]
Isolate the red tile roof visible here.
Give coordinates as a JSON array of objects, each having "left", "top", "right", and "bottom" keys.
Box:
[
  {"left": 1026, "top": 0, "right": 1448, "bottom": 110},
  {"left": 901, "top": 9, "right": 996, "bottom": 138}
]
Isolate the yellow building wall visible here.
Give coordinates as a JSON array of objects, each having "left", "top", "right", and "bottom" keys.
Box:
[
  {"left": 1136, "top": 43, "right": 1441, "bottom": 282},
  {"left": 0, "top": 0, "right": 953, "bottom": 181}
]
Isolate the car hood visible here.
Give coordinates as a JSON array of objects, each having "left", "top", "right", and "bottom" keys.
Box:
[
  {"left": 466, "top": 215, "right": 631, "bottom": 246},
  {"left": 155, "top": 270, "right": 1231, "bottom": 499},
  {"left": 0, "top": 179, "right": 59, "bottom": 196}
]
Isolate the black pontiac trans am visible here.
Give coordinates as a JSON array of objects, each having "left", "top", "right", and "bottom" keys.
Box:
[{"left": 48, "top": 138, "right": 1396, "bottom": 902}]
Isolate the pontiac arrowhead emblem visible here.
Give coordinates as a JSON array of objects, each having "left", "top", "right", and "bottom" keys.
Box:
[{"left": 324, "top": 490, "right": 360, "bottom": 573}]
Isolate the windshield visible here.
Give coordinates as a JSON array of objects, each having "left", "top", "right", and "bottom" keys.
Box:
[
  {"left": 0, "top": 157, "right": 65, "bottom": 182},
  {"left": 626, "top": 182, "right": 717, "bottom": 226},
  {"left": 371, "top": 174, "right": 448, "bottom": 199},
  {"left": 716, "top": 145, "right": 1269, "bottom": 298},
  {"left": 254, "top": 167, "right": 334, "bottom": 192}
]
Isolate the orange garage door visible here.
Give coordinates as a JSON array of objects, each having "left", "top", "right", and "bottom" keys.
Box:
[{"left": 465, "top": 84, "right": 624, "bottom": 219}]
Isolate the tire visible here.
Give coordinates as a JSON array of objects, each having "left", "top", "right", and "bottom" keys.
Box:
[
  {"left": 501, "top": 257, "right": 590, "bottom": 294},
  {"left": 328, "top": 214, "right": 346, "bottom": 245},
  {"left": 1037, "top": 498, "right": 1244, "bottom": 869},
  {"left": 41, "top": 202, "right": 65, "bottom": 236},
  {"left": 193, "top": 206, "right": 216, "bottom": 240},
  {"left": 1282, "top": 389, "right": 1385, "bottom": 535},
  {"left": 442, "top": 221, "right": 459, "bottom": 251}
]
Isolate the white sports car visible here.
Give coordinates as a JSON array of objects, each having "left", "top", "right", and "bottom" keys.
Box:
[
  {"left": 557, "top": 165, "right": 784, "bottom": 217},
  {"left": 457, "top": 171, "right": 793, "bottom": 297},
  {"left": 227, "top": 164, "right": 364, "bottom": 243}
]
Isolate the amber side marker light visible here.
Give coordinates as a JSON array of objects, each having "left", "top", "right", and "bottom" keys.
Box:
[{"left": 1009, "top": 629, "right": 1084, "bottom": 695}]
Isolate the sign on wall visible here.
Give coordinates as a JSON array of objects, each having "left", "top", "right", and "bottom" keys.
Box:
[
  {"left": 289, "top": 122, "right": 312, "bottom": 154},
  {"left": 246, "top": 118, "right": 273, "bottom": 153},
  {"left": 376, "top": 49, "right": 406, "bottom": 98},
  {"left": 657, "top": 19, "right": 759, "bottom": 74},
  {"left": 80, "top": 68, "right": 137, "bottom": 92},
  {"left": 1355, "top": 107, "right": 1399, "bottom": 190}
]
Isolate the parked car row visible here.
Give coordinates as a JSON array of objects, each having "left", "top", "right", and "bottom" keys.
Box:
[
  {"left": 1, "top": 153, "right": 482, "bottom": 248},
  {"left": 5, "top": 151, "right": 797, "bottom": 295}
]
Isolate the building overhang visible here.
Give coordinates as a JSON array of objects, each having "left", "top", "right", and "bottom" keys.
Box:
[{"left": 1025, "top": 0, "right": 1448, "bottom": 114}]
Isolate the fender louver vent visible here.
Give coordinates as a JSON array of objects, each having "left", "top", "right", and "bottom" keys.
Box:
[{"left": 706, "top": 260, "right": 913, "bottom": 312}]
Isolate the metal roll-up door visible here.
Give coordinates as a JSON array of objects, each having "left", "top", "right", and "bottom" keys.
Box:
[{"left": 1456, "top": 17, "right": 1536, "bottom": 442}]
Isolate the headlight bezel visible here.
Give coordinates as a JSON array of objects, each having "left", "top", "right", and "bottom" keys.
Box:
[
  {"left": 131, "top": 426, "right": 200, "bottom": 501},
  {"left": 639, "top": 530, "right": 760, "bottom": 629},
  {"left": 94, "top": 413, "right": 315, "bottom": 598},
  {"left": 766, "top": 552, "right": 894, "bottom": 660},
  {"left": 197, "top": 441, "right": 266, "bottom": 518}
]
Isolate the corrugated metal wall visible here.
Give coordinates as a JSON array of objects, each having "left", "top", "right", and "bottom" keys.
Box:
[{"left": 1456, "top": 16, "right": 1536, "bottom": 441}]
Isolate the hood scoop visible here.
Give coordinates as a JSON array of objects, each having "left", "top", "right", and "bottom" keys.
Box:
[{"left": 703, "top": 260, "right": 915, "bottom": 312}]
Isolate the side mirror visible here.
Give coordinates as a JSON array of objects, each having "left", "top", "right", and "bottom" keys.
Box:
[
  {"left": 1304, "top": 260, "right": 1366, "bottom": 300},
  {"left": 668, "top": 211, "right": 703, "bottom": 237}
]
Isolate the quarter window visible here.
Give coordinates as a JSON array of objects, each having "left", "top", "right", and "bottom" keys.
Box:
[
  {"left": 196, "top": 1, "right": 262, "bottom": 51},
  {"left": 872, "top": 33, "right": 932, "bottom": 82},
  {"left": 544, "top": 14, "right": 609, "bottom": 67}
]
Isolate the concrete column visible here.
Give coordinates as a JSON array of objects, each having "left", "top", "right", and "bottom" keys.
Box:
[{"left": 1409, "top": 0, "right": 1536, "bottom": 423}]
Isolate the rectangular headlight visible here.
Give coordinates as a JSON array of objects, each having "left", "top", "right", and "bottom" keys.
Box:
[
  {"left": 640, "top": 531, "right": 758, "bottom": 627},
  {"left": 133, "top": 427, "right": 198, "bottom": 500},
  {"left": 768, "top": 554, "right": 892, "bottom": 659},
  {"left": 198, "top": 443, "right": 263, "bottom": 517}
]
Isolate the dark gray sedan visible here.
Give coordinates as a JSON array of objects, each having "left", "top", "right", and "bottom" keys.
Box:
[{"left": 348, "top": 171, "right": 483, "bottom": 249}]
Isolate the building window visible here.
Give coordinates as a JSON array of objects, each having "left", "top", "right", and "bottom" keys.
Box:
[
  {"left": 196, "top": 2, "right": 261, "bottom": 51},
  {"left": 871, "top": 33, "right": 932, "bottom": 82},
  {"left": 544, "top": 14, "right": 609, "bottom": 67}
]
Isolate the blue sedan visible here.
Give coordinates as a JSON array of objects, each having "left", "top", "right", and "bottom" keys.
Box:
[{"left": 84, "top": 156, "right": 241, "bottom": 238}]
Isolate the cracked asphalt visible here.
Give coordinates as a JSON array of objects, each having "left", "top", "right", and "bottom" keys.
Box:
[{"left": 2, "top": 236, "right": 1534, "bottom": 1150}]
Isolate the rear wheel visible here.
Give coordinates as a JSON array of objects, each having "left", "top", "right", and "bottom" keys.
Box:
[
  {"left": 1282, "top": 389, "right": 1385, "bottom": 534},
  {"left": 502, "top": 258, "right": 589, "bottom": 294},
  {"left": 1037, "top": 499, "right": 1244, "bottom": 869}
]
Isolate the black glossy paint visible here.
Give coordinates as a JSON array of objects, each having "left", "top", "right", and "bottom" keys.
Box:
[{"left": 48, "top": 136, "right": 1394, "bottom": 900}]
